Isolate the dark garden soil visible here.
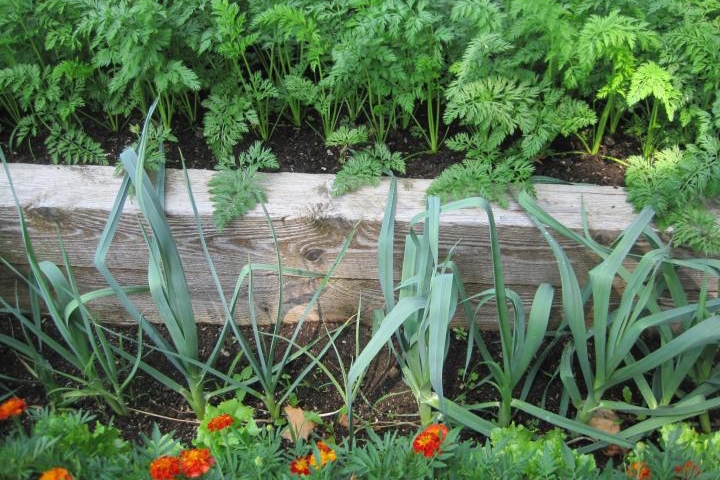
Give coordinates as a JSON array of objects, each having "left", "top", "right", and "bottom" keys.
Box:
[
  {"left": 0, "top": 120, "right": 641, "bottom": 461},
  {"left": 0, "top": 314, "right": 643, "bottom": 463},
  {"left": 0, "top": 116, "right": 630, "bottom": 187}
]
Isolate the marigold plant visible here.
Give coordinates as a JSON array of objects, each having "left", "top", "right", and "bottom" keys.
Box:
[
  {"left": 207, "top": 413, "right": 234, "bottom": 433},
  {"left": 39, "top": 467, "right": 74, "bottom": 480},
  {"left": 674, "top": 460, "right": 701, "bottom": 479},
  {"left": 626, "top": 460, "right": 651, "bottom": 480},
  {"left": 149, "top": 455, "right": 181, "bottom": 480},
  {"left": 290, "top": 440, "right": 337, "bottom": 476},
  {"left": 179, "top": 448, "right": 215, "bottom": 478},
  {"left": 0, "top": 397, "right": 27, "bottom": 420},
  {"left": 412, "top": 424, "right": 449, "bottom": 458}
]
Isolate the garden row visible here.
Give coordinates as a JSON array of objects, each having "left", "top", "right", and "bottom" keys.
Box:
[
  {"left": 1, "top": 0, "right": 719, "bottom": 251},
  {"left": 2, "top": 400, "right": 719, "bottom": 479}
]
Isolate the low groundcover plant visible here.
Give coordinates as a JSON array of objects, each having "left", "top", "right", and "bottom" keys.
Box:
[{"left": 3, "top": 397, "right": 720, "bottom": 479}]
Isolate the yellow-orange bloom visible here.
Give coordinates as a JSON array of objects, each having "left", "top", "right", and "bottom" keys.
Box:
[
  {"left": 39, "top": 467, "right": 73, "bottom": 480},
  {"left": 207, "top": 413, "right": 234, "bottom": 432},
  {"left": 290, "top": 441, "right": 337, "bottom": 476},
  {"left": 179, "top": 448, "right": 215, "bottom": 478},
  {"left": 0, "top": 397, "right": 27, "bottom": 420},
  {"left": 309, "top": 441, "right": 337, "bottom": 468}
]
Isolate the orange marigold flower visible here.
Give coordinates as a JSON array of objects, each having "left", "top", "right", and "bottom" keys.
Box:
[
  {"left": 626, "top": 460, "right": 651, "bottom": 480},
  {"left": 179, "top": 448, "right": 215, "bottom": 478},
  {"left": 149, "top": 456, "right": 181, "bottom": 480},
  {"left": 316, "top": 440, "right": 332, "bottom": 453},
  {"left": 309, "top": 441, "right": 337, "bottom": 468},
  {"left": 424, "top": 424, "right": 449, "bottom": 440},
  {"left": 207, "top": 413, "right": 234, "bottom": 432},
  {"left": 0, "top": 397, "right": 27, "bottom": 420},
  {"left": 412, "top": 424, "right": 449, "bottom": 458},
  {"left": 39, "top": 467, "right": 73, "bottom": 480},
  {"left": 290, "top": 456, "right": 311, "bottom": 476},
  {"left": 674, "top": 460, "right": 701, "bottom": 478}
]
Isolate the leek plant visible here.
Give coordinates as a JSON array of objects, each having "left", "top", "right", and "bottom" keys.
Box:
[
  {"left": 347, "top": 177, "right": 460, "bottom": 426},
  {"left": 448, "top": 198, "right": 555, "bottom": 429},
  {"left": 426, "top": 191, "right": 720, "bottom": 452},
  {"left": 1, "top": 151, "right": 142, "bottom": 415},
  {"left": 347, "top": 180, "right": 627, "bottom": 447},
  {"left": 518, "top": 191, "right": 720, "bottom": 437},
  {"left": 95, "top": 116, "right": 214, "bottom": 418},
  {"left": 214, "top": 206, "right": 357, "bottom": 422},
  {"left": 97, "top": 102, "right": 357, "bottom": 420}
]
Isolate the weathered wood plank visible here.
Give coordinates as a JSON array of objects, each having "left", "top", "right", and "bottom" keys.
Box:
[{"left": 1, "top": 163, "right": 716, "bottom": 328}]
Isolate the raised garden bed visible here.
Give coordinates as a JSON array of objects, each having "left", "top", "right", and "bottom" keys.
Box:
[{"left": 1, "top": 162, "right": 716, "bottom": 328}]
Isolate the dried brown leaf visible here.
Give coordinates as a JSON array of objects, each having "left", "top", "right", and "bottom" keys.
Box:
[{"left": 281, "top": 405, "right": 316, "bottom": 442}]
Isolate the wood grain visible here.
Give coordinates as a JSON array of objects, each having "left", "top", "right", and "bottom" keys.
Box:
[{"left": 1, "top": 163, "right": 716, "bottom": 327}]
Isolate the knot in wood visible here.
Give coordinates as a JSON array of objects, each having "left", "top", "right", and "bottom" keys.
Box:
[{"left": 304, "top": 248, "right": 324, "bottom": 262}]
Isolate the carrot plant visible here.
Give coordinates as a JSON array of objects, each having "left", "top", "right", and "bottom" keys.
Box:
[{"left": 563, "top": 11, "right": 659, "bottom": 156}]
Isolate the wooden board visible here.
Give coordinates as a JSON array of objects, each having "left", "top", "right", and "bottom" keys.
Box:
[{"left": 1, "top": 163, "right": 716, "bottom": 328}]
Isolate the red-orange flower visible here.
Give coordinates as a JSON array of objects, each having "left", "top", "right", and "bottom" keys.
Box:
[
  {"left": 207, "top": 413, "right": 234, "bottom": 432},
  {"left": 290, "top": 456, "right": 311, "bottom": 476},
  {"left": 0, "top": 397, "right": 27, "bottom": 420},
  {"left": 626, "top": 460, "right": 651, "bottom": 479},
  {"left": 39, "top": 467, "right": 73, "bottom": 480},
  {"left": 179, "top": 448, "right": 215, "bottom": 478},
  {"left": 412, "top": 424, "right": 449, "bottom": 458},
  {"left": 674, "top": 460, "right": 701, "bottom": 479},
  {"left": 149, "top": 456, "right": 181, "bottom": 480}
]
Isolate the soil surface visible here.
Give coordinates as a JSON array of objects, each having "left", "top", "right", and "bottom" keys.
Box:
[
  {"left": 0, "top": 117, "right": 630, "bottom": 187},
  {"left": 0, "top": 315, "right": 642, "bottom": 460}
]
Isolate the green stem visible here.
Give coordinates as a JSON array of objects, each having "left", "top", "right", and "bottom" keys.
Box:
[
  {"left": 187, "top": 380, "right": 207, "bottom": 420},
  {"left": 103, "top": 393, "right": 129, "bottom": 416},
  {"left": 497, "top": 385, "right": 513, "bottom": 427},
  {"left": 264, "top": 393, "right": 280, "bottom": 424},
  {"left": 555, "top": 149, "right": 629, "bottom": 167},
  {"left": 643, "top": 100, "right": 659, "bottom": 159},
  {"left": 699, "top": 411, "right": 711, "bottom": 433},
  {"left": 591, "top": 93, "right": 615, "bottom": 155},
  {"left": 577, "top": 390, "right": 601, "bottom": 424},
  {"left": 426, "top": 83, "right": 439, "bottom": 153},
  {"left": 418, "top": 402, "right": 433, "bottom": 426}
]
